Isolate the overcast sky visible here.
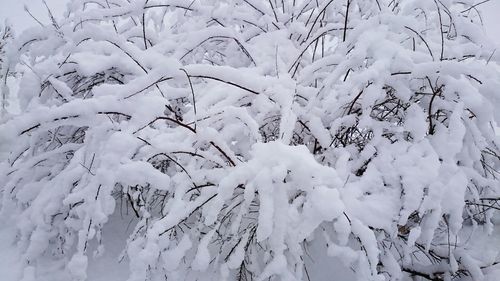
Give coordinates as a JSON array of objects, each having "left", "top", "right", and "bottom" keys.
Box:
[
  {"left": 0, "top": 0, "right": 499, "bottom": 43},
  {"left": 482, "top": 1, "right": 500, "bottom": 44},
  {"left": 0, "top": 0, "right": 65, "bottom": 30}
]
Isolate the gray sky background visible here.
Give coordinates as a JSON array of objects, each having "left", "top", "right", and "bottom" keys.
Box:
[
  {"left": 483, "top": 0, "right": 500, "bottom": 44},
  {"left": 0, "top": 0, "right": 498, "bottom": 43},
  {"left": 0, "top": 0, "right": 65, "bottom": 30}
]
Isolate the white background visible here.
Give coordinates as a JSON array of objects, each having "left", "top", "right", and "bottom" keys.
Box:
[
  {"left": 483, "top": 0, "right": 500, "bottom": 44},
  {"left": 0, "top": 0, "right": 65, "bottom": 30}
]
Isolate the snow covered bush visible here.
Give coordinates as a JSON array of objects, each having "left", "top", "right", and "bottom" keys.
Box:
[
  {"left": 1, "top": 0, "right": 499, "bottom": 280},
  {"left": 0, "top": 22, "right": 13, "bottom": 116}
]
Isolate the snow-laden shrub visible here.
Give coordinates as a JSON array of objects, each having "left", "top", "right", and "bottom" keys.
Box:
[
  {"left": 0, "top": 22, "right": 13, "bottom": 116},
  {"left": 1, "top": 0, "right": 499, "bottom": 280}
]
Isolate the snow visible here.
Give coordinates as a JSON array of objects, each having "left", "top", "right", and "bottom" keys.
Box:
[{"left": 0, "top": 0, "right": 499, "bottom": 281}]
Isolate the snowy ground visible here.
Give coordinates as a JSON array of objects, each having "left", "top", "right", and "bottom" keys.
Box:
[
  {"left": 0, "top": 208, "right": 132, "bottom": 281},
  {"left": 1, "top": 211, "right": 499, "bottom": 281}
]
